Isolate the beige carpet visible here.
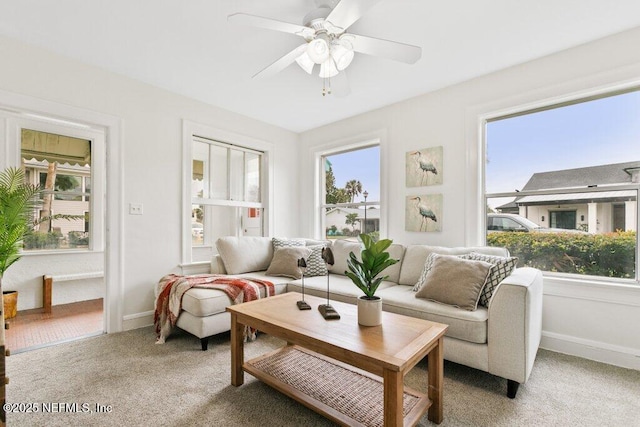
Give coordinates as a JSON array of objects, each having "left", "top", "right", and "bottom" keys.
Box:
[{"left": 6, "top": 326, "right": 640, "bottom": 426}]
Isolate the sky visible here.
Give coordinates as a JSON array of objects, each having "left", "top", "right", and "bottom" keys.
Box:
[
  {"left": 486, "top": 89, "right": 640, "bottom": 194},
  {"left": 327, "top": 145, "right": 380, "bottom": 202},
  {"left": 325, "top": 89, "right": 640, "bottom": 206}
]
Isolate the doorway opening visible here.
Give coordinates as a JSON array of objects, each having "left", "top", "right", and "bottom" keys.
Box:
[{"left": 3, "top": 121, "right": 106, "bottom": 353}]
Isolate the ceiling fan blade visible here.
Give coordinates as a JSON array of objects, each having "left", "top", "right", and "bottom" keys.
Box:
[
  {"left": 252, "top": 43, "right": 308, "bottom": 80},
  {"left": 350, "top": 33, "right": 422, "bottom": 64},
  {"left": 228, "top": 13, "right": 312, "bottom": 38},
  {"left": 331, "top": 70, "right": 350, "bottom": 98},
  {"left": 325, "top": 0, "right": 384, "bottom": 32}
]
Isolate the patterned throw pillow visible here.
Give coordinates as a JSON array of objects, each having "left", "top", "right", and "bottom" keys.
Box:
[
  {"left": 304, "top": 245, "right": 329, "bottom": 277},
  {"left": 413, "top": 253, "right": 438, "bottom": 292},
  {"left": 272, "top": 237, "right": 305, "bottom": 250},
  {"left": 463, "top": 252, "right": 518, "bottom": 307}
]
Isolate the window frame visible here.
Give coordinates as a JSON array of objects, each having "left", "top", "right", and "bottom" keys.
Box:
[
  {"left": 182, "top": 120, "right": 274, "bottom": 264},
  {"left": 6, "top": 117, "right": 105, "bottom": 254},
  {"left": 480, "top": 88, "right": 640, "bottom": 284},
  {"left": 316, "top": 138, "right": 386, "bottom": 239}
]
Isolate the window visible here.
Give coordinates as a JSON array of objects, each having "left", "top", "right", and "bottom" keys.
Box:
[
  {"left": 191, "top": 136, "right": 264, "bottom": 248},
  {"left": 21, "top": 129, "right": 94, "bottom": 251},
  {"left": 321, "top": 145, "right": 381, "bottom": 239},
  {"left": 484, "top": 89, "right": 640, "bottom": 280}
]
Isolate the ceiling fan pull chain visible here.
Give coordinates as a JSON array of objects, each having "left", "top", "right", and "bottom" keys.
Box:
[{"left": 322, "top": 77, "right": 332, "bottom": 96}]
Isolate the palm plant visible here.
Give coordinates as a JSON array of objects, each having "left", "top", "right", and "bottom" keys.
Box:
[
  {"left": 0, "top": 167, "right": 41, "bottom": 277},
  {"left": 345, "top": 179, "right": 363, "bottom": 203},
  {"left": 345, "top": 233, "right": 398, "bottom": 299}
]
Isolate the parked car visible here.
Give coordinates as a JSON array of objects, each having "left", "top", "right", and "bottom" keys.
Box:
[
  {"left": 487, "top": 213, "right": 588, "bottom": 234},
  {"left": 191, "top": 222, "right": 204, "bottom": 238}
]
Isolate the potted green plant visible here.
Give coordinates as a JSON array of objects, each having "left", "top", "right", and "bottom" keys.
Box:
[
  {"left": 345, "top": 233, "right": 399, "bottom": 326},
  {"left": 0, "top": 167, "right": 41, "bottom": 318}
]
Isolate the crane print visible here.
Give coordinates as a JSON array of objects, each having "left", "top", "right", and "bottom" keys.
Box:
[
  {"left": 405, "top": 146, "right": 443, "bottom": 187},
  {"left": 411, "top": 151, "right": 437, "bottom": 185},
  {"left": 406, "top": 194, "right": 442, "bottom": 232}
]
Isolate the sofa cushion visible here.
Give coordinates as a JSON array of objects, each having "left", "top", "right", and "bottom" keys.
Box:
[
  {"left": 377, "top": 284, "right": 489, "bottom": 343},
  {"left": 399, "top": 245, "right": 509, "bottom": 286},
  {"left": 216, "top": 236, "right": 273, "bottom": 275},
  {"left": 181, "top": 273, "right": 289, "bottom": 317},
  {"left": 266, "top": 247, "right": 312, "bottom": 279},
  {"left": 327, "top": 239, "right": 362, "bottom": 276},
  {"left": 287, "top": 274, "right": 396, "bottom": 302},
  {"left": 415, "top": 254, "right": 492, "bottom": 311},
  {"left": 464, "top": 252, "right": 518, "bottom": 307},
  {"left": 383, "top": 244, "right": 405, "bottom": 284}
]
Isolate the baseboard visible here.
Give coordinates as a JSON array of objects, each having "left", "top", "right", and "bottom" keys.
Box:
[
  {"left": 541, "top": 331, "right": 640, "bottom": 370},
  {"left": 122, "top": 310, "right": 154, "bottom": 331}
]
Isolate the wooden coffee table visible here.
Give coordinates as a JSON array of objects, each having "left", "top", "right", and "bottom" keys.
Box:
[{"left": 227, "top": 293, "right": 448, "bottom": 426}]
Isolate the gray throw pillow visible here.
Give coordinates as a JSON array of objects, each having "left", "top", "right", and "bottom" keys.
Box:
[
  {"left": 463, "top": 252, "right": 518, "bottom": 307},
  {"left": 415, "top": 254, "right": 492, "bottom": 311},
  {"left": 304, "top": 245, "right": 329, "bottom": 277},
  {"left": 266, "top": 247, "right": 312, "bottom": 279},
  {"left": 413, "top": 252, "right": 466, "bottom": 292},
  {"left": 272, "top": 237, "right": 305, "bottom": 250}
]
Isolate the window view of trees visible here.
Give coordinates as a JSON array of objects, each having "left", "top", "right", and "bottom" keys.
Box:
[
  {"left": 21, "top": 129, "right": 92, "bottom": 251},
  {"left": 322, "top": 146, "right": 380, "bottom": 239}
]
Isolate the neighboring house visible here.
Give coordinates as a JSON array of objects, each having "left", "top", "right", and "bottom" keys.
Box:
[
  {"left": 497, "top": 161, "right": 639, "bottom": 233},
  {"left": 325, "top": 207, "right": 380, "bottom": 236}
]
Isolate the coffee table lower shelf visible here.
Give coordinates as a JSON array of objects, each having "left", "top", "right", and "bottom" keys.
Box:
[{"left": 244, "top": 345, "right": 431, "bottom": 427}]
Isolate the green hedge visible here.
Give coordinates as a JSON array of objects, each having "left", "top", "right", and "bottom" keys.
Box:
[
  {"left": 486, "top": 231, "right": 636, "bottom": 278},
  {"left": 23, "top": 231, "right": 61, "bottom": 250}
]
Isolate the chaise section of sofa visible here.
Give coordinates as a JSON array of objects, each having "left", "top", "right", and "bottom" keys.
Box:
[{"left": 162, "top": 236, "right": 543, "bottom": 397}]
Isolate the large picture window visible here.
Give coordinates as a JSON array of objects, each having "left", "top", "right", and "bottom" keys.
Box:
[
  {"left": 484, "top": 89, "right": 640, "bottom": 281},
  {"left": 191, "top": 137, "right": 264, "bottom": 247},
  {"left": 321, "top": 145, "right": 380, "bottom": 239}
]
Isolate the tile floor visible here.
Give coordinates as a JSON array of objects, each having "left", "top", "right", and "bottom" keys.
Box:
[{"left": 4, "top": 298, "right": 104, "bottom": 353}]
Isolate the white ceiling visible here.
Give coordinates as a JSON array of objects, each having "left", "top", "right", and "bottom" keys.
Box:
[{"left": 1, "top": 0, "right": 640, "bottom": 133}]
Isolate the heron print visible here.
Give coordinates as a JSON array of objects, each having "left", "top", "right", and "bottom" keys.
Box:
[
  {"left": 406, "top": 146, "right": 443, "bottom": 187},
  {"left": 406, "top": 194, "right": 442, "bottom": 232}
]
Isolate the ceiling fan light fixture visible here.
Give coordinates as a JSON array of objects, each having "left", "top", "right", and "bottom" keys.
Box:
[
  {"left": 295, "top": 52, "right": 315, "bottom": 74},
  {"left": 307, "top": 37, "right": 330, "bottom": 64},
  {"left": 319, "top": 58, "right": 338, "bottom": 78},
  {"left": 331, "top": 43, "right": 354, "bottom": 71}
]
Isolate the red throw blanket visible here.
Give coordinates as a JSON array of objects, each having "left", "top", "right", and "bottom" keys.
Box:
[{"left": 154, "top": 274, "right": 275, "bottom": 344}]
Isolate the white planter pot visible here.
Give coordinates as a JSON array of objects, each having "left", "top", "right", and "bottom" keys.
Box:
[{"left": 357, "top": 296, "right": 382, "bottom": 326}]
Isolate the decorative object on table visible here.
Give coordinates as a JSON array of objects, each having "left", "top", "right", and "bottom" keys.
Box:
[
  {"left": 346, "top": 233, "right": 399, "bottom": 326},
  {"left": 318, "top": 247, "right": 340, "bottom": 319},
  {"left": 406, "top": 194, "right": 442, "bottom": 232},
  {"left": 296, "top": 257, "right": 311, "bottom": 310},
  {"left": 406, "top": 146, "right": 443, "bottom": 187}
]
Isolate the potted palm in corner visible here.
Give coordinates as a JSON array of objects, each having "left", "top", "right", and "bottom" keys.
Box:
[
  {"left": 345, "top": 233, "right": 399, "bottom": 326},
  {"left": 0, "top": 167, "right": 41, "bottom": 318}
]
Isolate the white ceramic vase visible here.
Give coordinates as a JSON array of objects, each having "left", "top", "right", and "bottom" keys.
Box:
[{"left": 357, "top": 296, "right": 382, "bottom": 326}]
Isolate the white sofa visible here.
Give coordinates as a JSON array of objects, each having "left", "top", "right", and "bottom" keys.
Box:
[{"left": 173, "top": 236, "right": 543, "bottom": 398}]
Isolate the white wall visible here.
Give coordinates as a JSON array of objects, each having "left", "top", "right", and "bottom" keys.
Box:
[
  {"left": 300, "top": 27, "right": 640, "bottom": 369},
  {"left": 0, "top": 35, "right": 300, "bottom": 327}
]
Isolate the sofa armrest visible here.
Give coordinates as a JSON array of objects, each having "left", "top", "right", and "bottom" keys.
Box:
[
  {"left": 211, "top": 254, "right": 227, "bottom": 274},
  {"left": 487, "top": 267, "right": 543, "bottom": 384}
]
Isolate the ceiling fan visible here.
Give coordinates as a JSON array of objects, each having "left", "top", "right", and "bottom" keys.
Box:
[{"left": 228, "top": 0, "right": 422, "bottom": 96}]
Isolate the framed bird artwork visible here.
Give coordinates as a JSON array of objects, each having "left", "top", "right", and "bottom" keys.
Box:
[
  {"left": 406, "top": 194, "right": 443, "bottom": 232},
  {"left": 406, "top": 146, "right": 443, "bottom": 187}
]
